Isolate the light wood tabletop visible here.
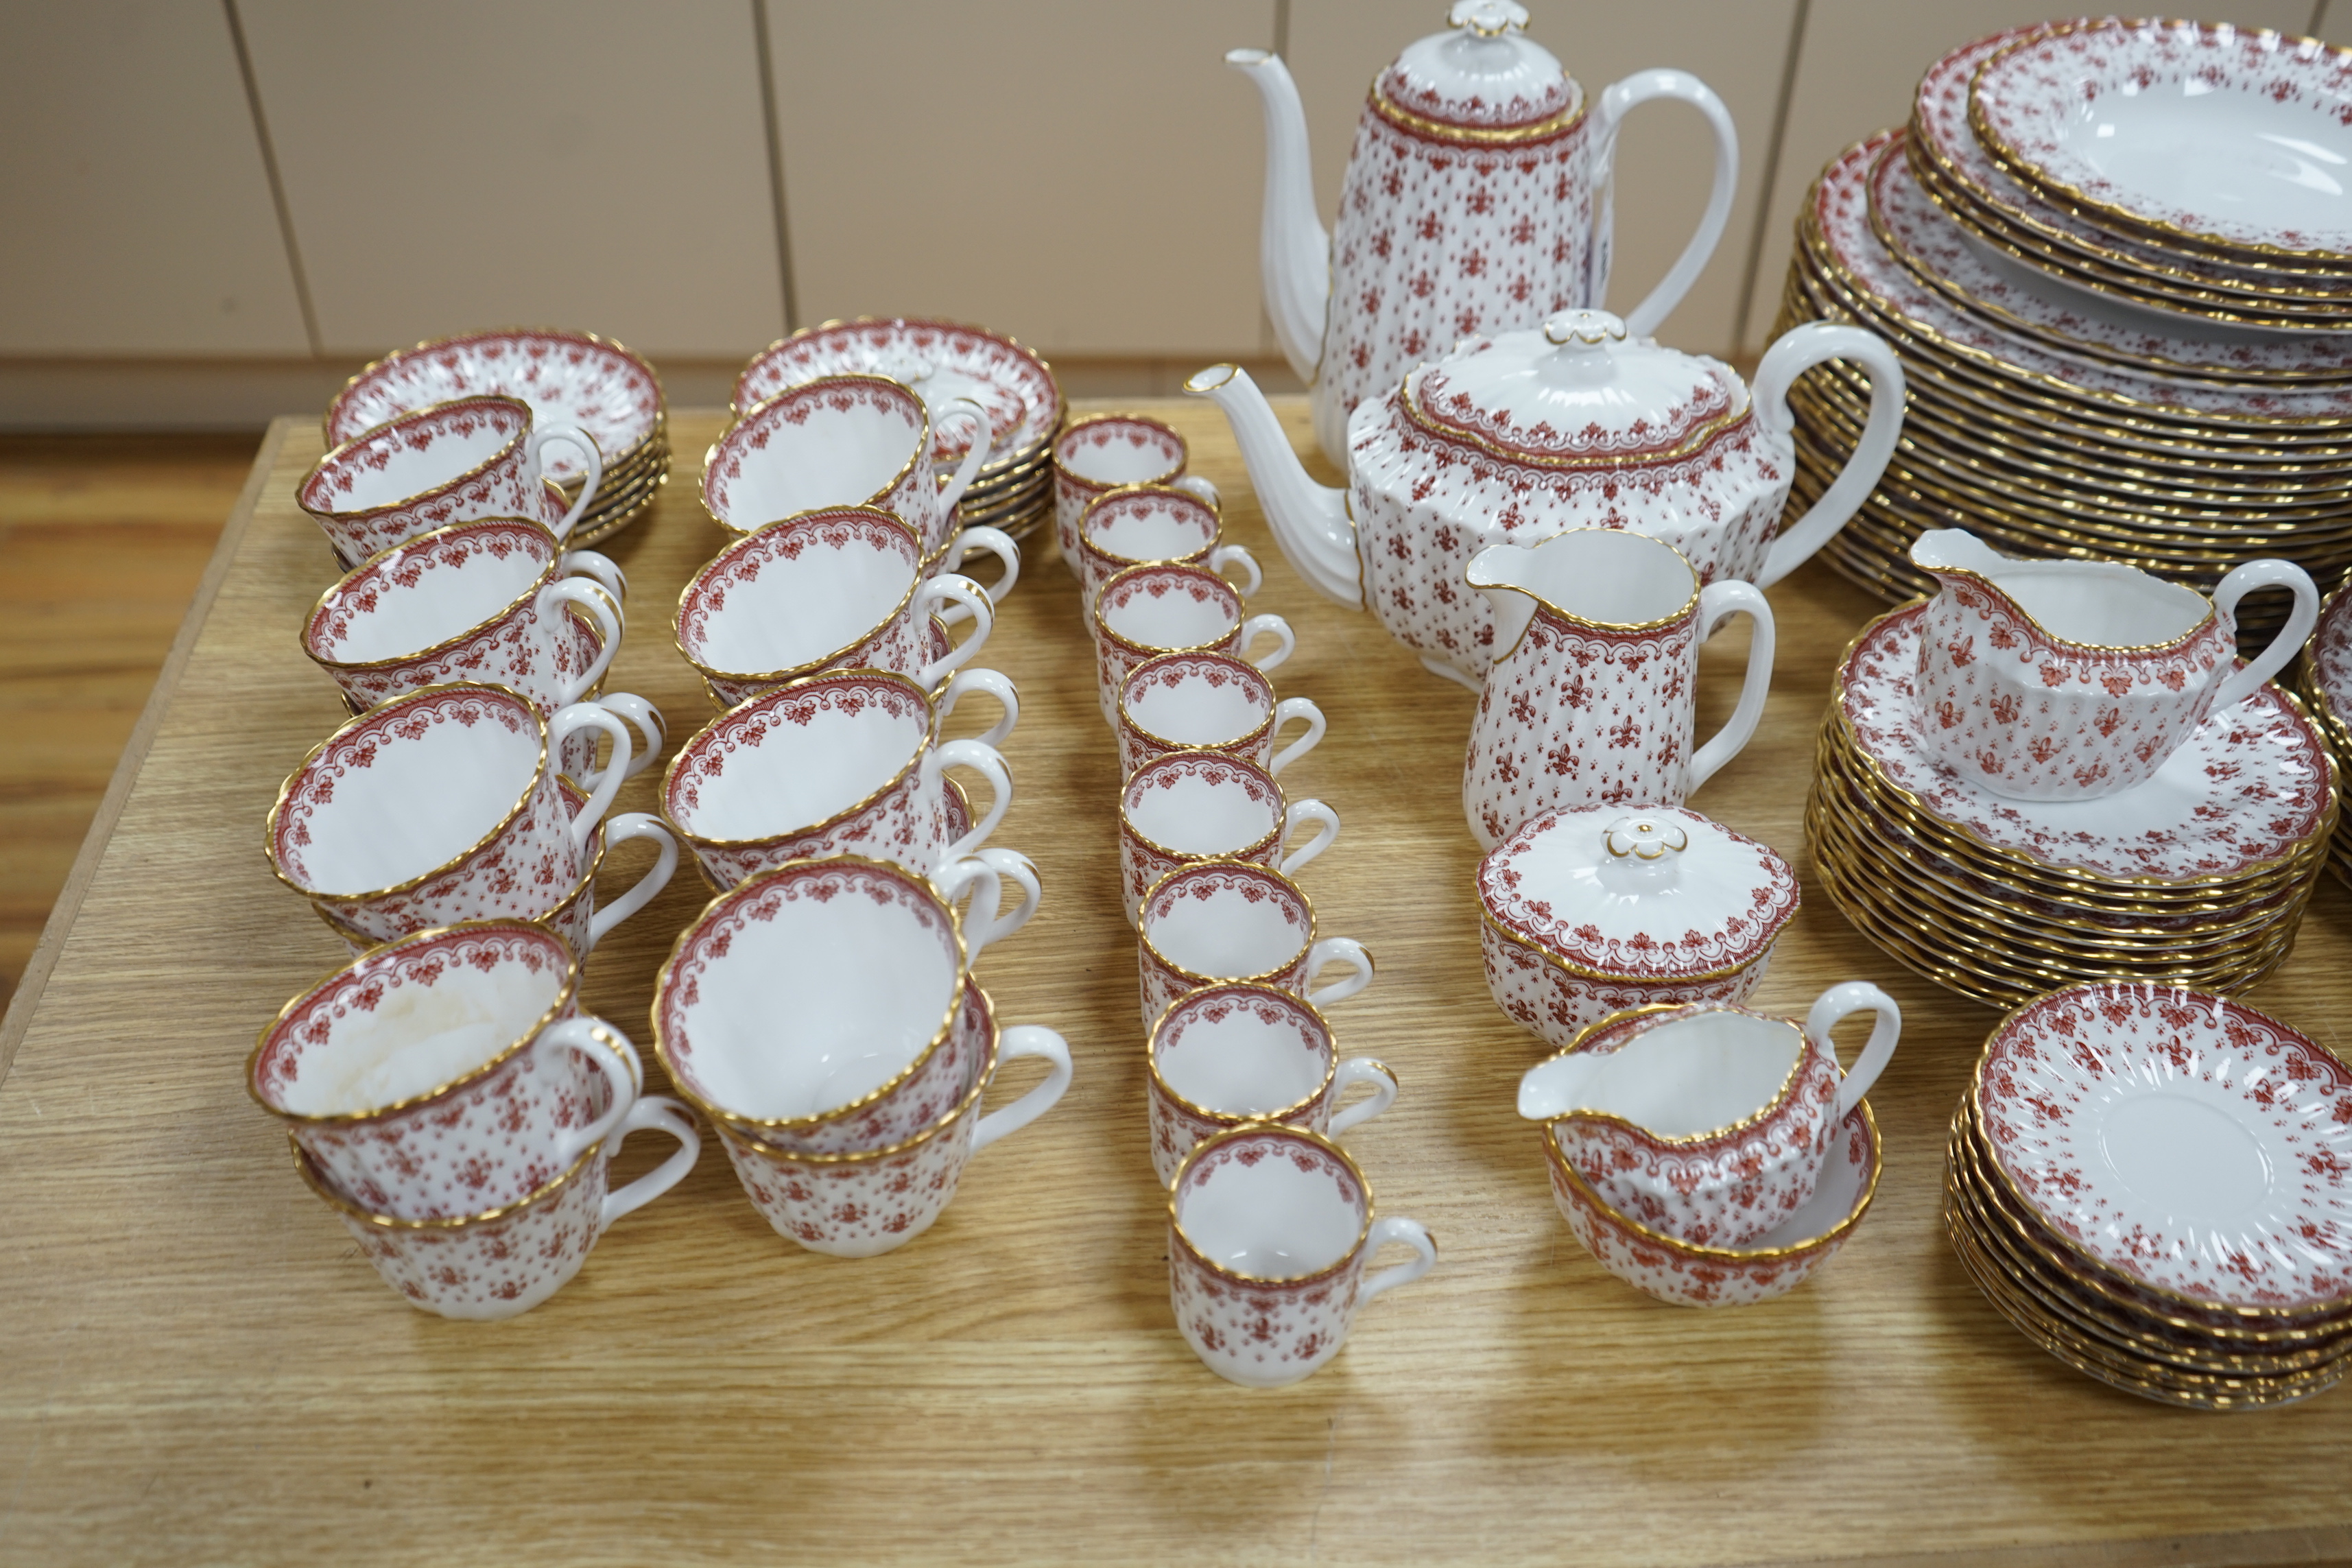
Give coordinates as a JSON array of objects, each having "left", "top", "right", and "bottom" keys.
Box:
[{"left": 4, "top": 400, "right": 2351, "bottom": 1567}]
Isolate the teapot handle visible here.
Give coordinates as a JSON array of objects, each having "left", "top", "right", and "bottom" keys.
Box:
[
  {"left": 1751, "top": 323, "right": 1906, "bottom": 588},
  {"left": 1597, "top": 70, "right": 1738, "bottom": 338},
  {"left": 2209, "top": 560, "right": 2320, "bottom": 711}
]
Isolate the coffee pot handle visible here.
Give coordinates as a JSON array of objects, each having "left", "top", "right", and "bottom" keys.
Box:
[
  {"left": 1751, "top": 323, "right": 1906, "bottom": 587},
  {"left": 2209, "top": 560, "right": 2320, "bottom": 710},
  {"left": 1597, "top": 71, "right": 1737, "bottom": 339},
  {"left": 1685, "top": 581, "right": 1775, "bottom": 796},
  {"left": 1805, "top": 982, "right": 1901, "bottom": 1117}
]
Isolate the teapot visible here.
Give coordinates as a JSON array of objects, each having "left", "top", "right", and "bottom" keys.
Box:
[
  {"left": 1227, "top": 0, "right": 1740, "bottom": 466},
  {"left": 1186, "top": 309, "right": 1904, "bottom": 687}
]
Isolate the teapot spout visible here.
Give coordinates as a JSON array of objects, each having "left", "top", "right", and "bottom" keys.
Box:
[
  {"left": 1184, "top": 364, "right": 1362, "bottom": 608},
  {"left": 1225, "top": 49, "right": 1329, "bottom": 384}
]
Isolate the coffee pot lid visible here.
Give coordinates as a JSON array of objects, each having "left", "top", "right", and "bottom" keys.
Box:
[
  {"left": 1378, "top": 1, "right": 1576, "bottom": 132},
  {"left": 1406, "top": 310, "right": 1749, "bottom": 468},
  {"left": 1477, "top": 805, "right": 1799, "bottom": 979}
]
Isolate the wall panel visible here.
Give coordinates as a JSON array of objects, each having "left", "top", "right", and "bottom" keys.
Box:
[
  {"left": 1281, "top": 0, "right": 1801, "bottom": 359},
  {"left": 240, "top": 0, "right": 783, "bottom": 358},
  {"left": 768, "top": 0, "right": 1274, "bottom": 358},
  {"left": 1737, "top": 0, "right": 2320, "bottom": 354},
  {"left": 0, "top": 1, "right": 308, "bottom": 355}
]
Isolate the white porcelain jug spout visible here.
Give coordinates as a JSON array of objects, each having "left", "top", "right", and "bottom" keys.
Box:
[
  {"left": 1908, "top": 527, "right": 2007, "bottom": 578},
  {"left": 1517, "top": 1052, "right": 1600, "bottom": 1121},
  {"left": 1463, "top": 543, "right": 1543, "bottom": 657},
  {"left": 1184, "top": 364, "right": 1362, "bottom": 608},
  {"left": 1224, "top": 49, "right": 1329, "bottom": 385}
]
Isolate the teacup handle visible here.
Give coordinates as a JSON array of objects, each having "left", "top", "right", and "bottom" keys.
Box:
[
  {"left": 970, "top": 1026, "right": 1075, "bottom": 1154},
  {"left": 912, "top": 573, "right": 995, "bottom": 687},
  {"left": 1685, "top": 580, "right": 1776, "bottom": 797},
  {"left": 934, "top": 848, "right": 1042, "bottom": 962},
  {"left": 549, "top": 702, "right": 632, "bottom": 847},
  {"left": 1276, "top": 798, "right": 1340, "bottom": 876},
  {"left": 1325, "top": 1056, "right": 1397, "bottom": 1138},
  {"left": 1207, "top": 544, "right": 1263, "bottom": 599},
  {"left": 936, "top": 525, "right": 1023, "bottom": 608},
  {"left": 586, "top": 813, "right": 678, "bottom": 950},
  {"left": 1303, "top": 936, "right": 1374, "bottom": 1009},
  {"left": 530, "top": 423, "right": 605, "bottom": 543},
  {"left": 1237, "top": 613, "right": 1294, "bottom": 672},
  {"left": 535, "top": 578, "right": 623, "bottom": 706},
  {"left": 531, "top": 1017, "right": 643, "bottom": 1169},
  {"left": 2209, "top": 559, "right": 2320, "bottom": 710},
  {"left": 1174, "top": 474, "right": 1222, "bottom": 510},
  {"left": 1356, "top": 1215, "right": 1437, "bottom": 1305},
  {"left": 933, "top": 398, "right": 993, "bottom": 516},
  {"left": 557, "top": 547, "right": 628, "bottom": 606},
  {"left": 1267, "top": 697, "right": 1327, "bottom": 778},
  {"left": 597, "top": 1095, "right": 702, "bottom": 1231},
  {"left": 1805, "top": 981, "right": 1901, "bottom": 1118},
  {"left": 920, "top": 738, "right": 1013, "bottom": 864},
  {"left": 567, "top": 692, "right": 666, "bottom": 795},
  {"left": 936, "top": 666, "right": 1020, "bottom": 749}
]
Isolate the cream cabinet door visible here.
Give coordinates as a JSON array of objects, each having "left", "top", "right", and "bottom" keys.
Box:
[
  {"left": 1283, "top": 0, "right": 1801, "bottom": 358},
  {"left": 0, "top": 0, "right": 308, "bottom": 354},
  {"left": 768, "top": 0, "right": 1274, "bottom": 357},
  {"left": 1739, "top": 0, "right": 2324, "bottom": 353},
  {"left": 239, "top": 0, "right": 784, "bottom": 357}
]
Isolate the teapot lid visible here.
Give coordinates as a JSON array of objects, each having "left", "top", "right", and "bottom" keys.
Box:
[
  {"left": 1405, "top": 310, "right": 1749, "bottom": 468},
  {"left": 1378, "top": 1, "right": 1578, "bottom": 134},
  {"left": 1477, "top": 805, "right": 1799, "bottom": 980}
]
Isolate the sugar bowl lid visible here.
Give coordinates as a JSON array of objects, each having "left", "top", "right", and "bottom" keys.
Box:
[
  {"left": 1378, "top": 1, "right": 1578, "bottom": 133},
  {"left": 1403, "top": 311, "right": 1750, "bottom": 468},
  {"left": 1477, "top": 806, "right": 1800, "bottom": 979}
]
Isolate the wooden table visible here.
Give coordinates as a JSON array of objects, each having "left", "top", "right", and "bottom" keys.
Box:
[{"left": 5, "top": 400, "right": 2351, "bottom": 1567}]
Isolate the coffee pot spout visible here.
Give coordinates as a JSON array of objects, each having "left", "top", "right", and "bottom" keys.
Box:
[
  {"left": 1184, "top": 364, "right": 1362, "bottom": 608},
  {"left": 1225, "top": 49, "right": 1329, "bottom": 385}
]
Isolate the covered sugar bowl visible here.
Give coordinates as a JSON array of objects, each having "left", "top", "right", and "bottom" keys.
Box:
[{"left": 1478, "top": 807, "right": 1798, "bottom": 1049}]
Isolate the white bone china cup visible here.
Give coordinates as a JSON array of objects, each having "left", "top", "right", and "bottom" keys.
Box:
[{"left": 1146, "top": 982, "right": 1395, "bottom": 1185}]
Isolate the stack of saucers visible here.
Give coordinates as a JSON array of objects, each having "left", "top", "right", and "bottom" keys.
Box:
[
  {"left": 326, "top": 329, "right": 670, "bottom": 549},
  {"left": 733, "top": 317, "right": 1065, "bottom": 542},
  {"left": 1772, "top": 21, "right": 2352, "bottom": 641},
  {"left": 2291, "top": 575, "right": 2352, "bottom": 888},
  {"left": 1805, "top": 603, "right": 2338, "bottom": 1009},
  {"left": 1944, "top": 982, "right": 2352, "bottom": 1410}
]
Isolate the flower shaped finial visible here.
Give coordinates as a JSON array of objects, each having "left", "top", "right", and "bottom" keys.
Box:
[
  {"left": 1604, "top": 815, "right": 1689, "bottom": 862},
  {"left": 1449, "top": 0, "right": 1530, "bottom": 37}
]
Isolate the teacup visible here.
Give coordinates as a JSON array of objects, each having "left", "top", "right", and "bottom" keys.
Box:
[
  {"left": 702, "top": 374, "right": 989, "bottom": 558},
  {"left": 1119, "top": 750, "right": 1338, "bottom": 926},
  {"left": 714, "top": 979, "right": 1073, "bottom": 1255},
  {"left": 651, "top": 852, "right": 1041, "bottom": 1150},
  {"left": 661, "top": 668, "right": 1017, "bottom": 888},
  {"left": 1910, "top": 529, "right": 2322, "bottom": 802},
  {"left": 1075, "top": 485, "right": 1259, "bottom": 616},
  {"left": 1517, "top": 984, "right": 1901, "bottom": 1248},
  {"left": 319, "top": 775, "right": 677, "bottom": 960},
  {"left": 1052, "top": 413, "right": 1220, "bottom": 572},
  {"left": 248, "top": 921, "right": 640, "bottom": 1220},
  {"left": 1117, "top": 652, "right": 1325, "bottom": 782},
  {"left": 265, "top": 682, "right": 632, "bottom": 945},
  {"left": 1091, "top": 562, "right": 1291, "bottom": 726},
  {"left": 1136, "top": 859, "right": 1373, "bottom": 1029},
  {"left": 301, "top": 515, "right": 623, "bottom": 719},
  {"left": 1146, "top": 982, "right": 1396, "bottom": 1185},
  {"left": 674, "top": 505, "right": 992, "bottom": 708},
  {"left": 1168, "top": 1124, "right": 1436, "bottom": 1387},
  {"left": 299, "top": 393, "right": 602, "bottom": 567},
  {"left": 296, "top": 1094, "right": 700, "bottom": 1320}
]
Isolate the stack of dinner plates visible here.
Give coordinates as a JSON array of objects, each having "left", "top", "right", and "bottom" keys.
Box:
[
  {"left": 1945, "top": 982, "right": 2352, "bottom": 1410},
  {"left": 1805, "top": 603, "right": 2338, "bottom": 1010},
  {"left": 1773, "top": 23, "right": 2352, "bottom": 642},
  {"left": 325, "top": 329, "right": 669, "bottom": 549},
  {"left": 733, "top": 317, "right": 1065, "bottom": 542},
  {"left": 2291, "top": 575, "right": 2352, "bottom": 887}
]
